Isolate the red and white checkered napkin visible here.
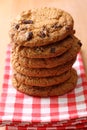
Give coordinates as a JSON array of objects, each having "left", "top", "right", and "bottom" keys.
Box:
[{"left": 0, "top": 44, "right": 87, "bottom": 130}]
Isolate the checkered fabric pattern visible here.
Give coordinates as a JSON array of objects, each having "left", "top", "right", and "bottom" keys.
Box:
[{"left": 0, "top": 44, "right": 87, "bottom": 130}]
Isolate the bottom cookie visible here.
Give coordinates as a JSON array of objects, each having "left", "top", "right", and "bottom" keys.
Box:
[{"left": 12, "top": 69, "right": 77, "bottom": 97}]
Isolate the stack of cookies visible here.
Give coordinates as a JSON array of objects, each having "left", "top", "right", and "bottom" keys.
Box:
[{"left": 9, "top": 8, "right": 82, "bottom": 97}]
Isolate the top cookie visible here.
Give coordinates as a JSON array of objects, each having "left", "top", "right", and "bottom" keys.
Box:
[{"left": 9, "top": 7, "right": 74, "bottom": 47}]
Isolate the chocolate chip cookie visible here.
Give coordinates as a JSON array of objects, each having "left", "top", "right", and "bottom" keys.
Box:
[
  {"left": 13, "top": 69, "right": 71, "bottom": 87},
  {"left": 11, "top": 39, "right": 81, "bottom": 68},
  {"left": 12, "top": 36, "right": 73, "bottom": 58},
  {"left": 12, "top": 68, "right": 77, "bottom": 97},
  {"left": 12, "top": 35, "right": 78, "bottom": 58},
  {"left": 12, "top": 58, "right": 75, "bottom": 77},
  {"left": 9, "top": 7, "right": 74, "bottom": 47}
]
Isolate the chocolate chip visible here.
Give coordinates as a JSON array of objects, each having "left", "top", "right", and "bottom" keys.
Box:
[
  {"left": 15, "top": 24, "right": 19, "bottom": 30},
  {"left": 39, "top": 31, "right": 46, "bottom": 38},
  {"left": 39, "top": 26, "right": 49, "bottom": 38},
  {"left": 78, "top": 41, "right": 82, "bottom": 47},
  {"left": 65, "top": 25, "right": 71, "bottom": 31},
  {"left": 26, "top": 32, "right": 33, "bottom": 41},
  {"left": 52, "top": 23, "right": 62, "bottom": 29},
  {"left": 22, "top": 20, "right": 33, "bottom": 24},
  {"left": 50, "top": 47, "right": 55, "bottom": 53},
  {"left": 21, "top": 27, "right": 27, "bottom": 31}
]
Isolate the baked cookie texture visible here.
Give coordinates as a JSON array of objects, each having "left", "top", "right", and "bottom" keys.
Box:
[
  {"left": 10, "top": 7, "right": 82, "bottom": 97},
  {"left": 12, "top": 36, "right": 72, "bottom": 58},
  {"left": 9, "top": 7, "right": 74, "bottom": 47},
  {"left": 12, "top": 69, "right": 78, "bottom": 97},
  {"left": 11, "top": 38, "right": 81, "bottom": 68},
  {"left": 12, "top": 58, "right": 75, "bottom": 77},
  {"left": 13, "top": 69, "right": 71, "bottom": 87}
]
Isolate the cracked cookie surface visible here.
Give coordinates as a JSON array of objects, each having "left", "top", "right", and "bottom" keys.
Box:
[{"left": 9, "top": 7, "right": 74, "bottom": 47}]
